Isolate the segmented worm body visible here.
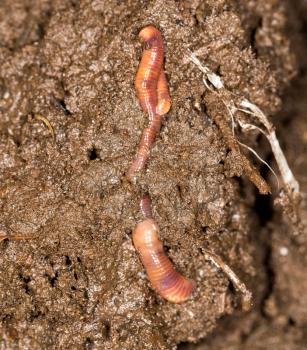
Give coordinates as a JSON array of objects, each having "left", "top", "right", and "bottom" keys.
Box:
[
  {"left": 127, "top": 25, "right": 171, "bottom": 182},
  {"left": 133, "top": 196, "right": 195, "bottom": 303},
  {"left": 140, "top": 195, "right": 153, "bottom": 219}
]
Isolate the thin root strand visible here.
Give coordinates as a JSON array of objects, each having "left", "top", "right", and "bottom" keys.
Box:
[
  {"left": 0, "top": 235, "right": 37, "bottom": 243},
  {"left": 35, "top": 114, "right": 55, "bottom": 141},
  {"left": 204, "top": 249, "right": 253, "bottom": 311}
]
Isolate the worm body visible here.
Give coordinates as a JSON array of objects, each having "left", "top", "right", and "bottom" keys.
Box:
[
  {"left": 140, "top": 195, "right": 153, "bottom": 219},
  {"left": 133, "top": 218, "right": 195, "bottom": 303},
  {"left": 127, "top": 25, "right": 171, "bottom": 182}
]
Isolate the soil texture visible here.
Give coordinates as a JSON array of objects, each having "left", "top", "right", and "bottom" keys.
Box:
[{"left": 0, "top": 1, "right": 306, "bottom": 349}]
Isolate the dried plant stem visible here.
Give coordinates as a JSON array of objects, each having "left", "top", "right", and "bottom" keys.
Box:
[
  {"left": 35, "top": 114, "right": 55, "bottom": 141},
  {"left": 213, "top": 114, "right": 271, "bottom": 194},
  {"left": 187, "top": 51, "right": 300, "bottom": 197},
  {"left": 240, "top": 100, "right": 299, "bottom": 194},
  {"left": 204, "top": 249, "right": 252, "bottom": 311}
]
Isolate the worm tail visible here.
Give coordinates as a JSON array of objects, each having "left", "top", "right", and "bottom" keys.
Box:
[{"left": 133, "top": 198, "right": 195, "bottom": 303}]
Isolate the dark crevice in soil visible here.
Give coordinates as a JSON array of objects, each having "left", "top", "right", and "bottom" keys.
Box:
[
  {"left": 49, "top": 94, "right": 72, "bottom": 116},
  {"left": 29, "top": 308, "right": 44, "bottom": 322},
  {"left": 253, "top": 158, "right": 275, "bottom": 317},
  {"left": 258, "top": 231, "right": 274, "bottom": 318},
  {"left": 178, "top": 341, "right": 190, "bottom": 349},
  {"left": 70, "top": 0, "right": 80, "bottom": 9},
  {"left": 103, "top": 320, "right": 111, "bottom": 340},
  {"left": 254, "top": 189, "right": 273, "bottom": 226},
  {"left": 46, "top": 271, "right": 59, "bottom": 288},
  {"left": 65, "top": 255, "right": 72, "bottom": 266},
  {"left": 36, "top": 9, "right": 53, "bottom": 42},
  {"left": 84, "top": 337, "right": 93, "bottom": 350},
  {"left": 249, "top": 17, "right": 262, "bottom": 58},
  {"left": 58, "top": 99, "right": 72, "bottom": 116},
  {"left": 19, "top": 274, "right": 32, "bottom": 294},
  {"left": 88, "top": 147, "right": 100, "bottom": 161}
]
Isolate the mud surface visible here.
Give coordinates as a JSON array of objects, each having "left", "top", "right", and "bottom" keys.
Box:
[{"left": 0, "top": 1, "right": 306, "bottom": 349}]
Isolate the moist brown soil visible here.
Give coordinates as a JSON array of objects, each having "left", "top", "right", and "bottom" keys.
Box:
[{"left": 0, "top": 1, "right": 306, "bottom": 349}]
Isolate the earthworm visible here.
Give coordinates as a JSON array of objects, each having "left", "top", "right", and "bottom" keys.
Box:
[
  {"left": 127, "top": 25, "right": 171, "bottom": 182},
  {"left": 140, "top": 195, "right": 153, "bottom": 219},
  {"left": 133, "top": 196, "right": 195, "bottom": 303}
]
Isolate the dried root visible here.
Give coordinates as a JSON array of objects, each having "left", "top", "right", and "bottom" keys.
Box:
[
  {"left": 187, "top": 52, "right": 299, "bottom": 193},
  {"left": 187, "top": 51, "right": 304, "bottom": 235},
  {"left": 238, "top": 100, "right": 299, "bottom": 194},
  {"left": 204, "top": 249, "right": 252, "bottom": 311},
  {"left": 187, "top": 52, "right": 271, "bottom": 194},
  {"left": 35, "top": 114, "right": 55, "bottom": 141},
  {"left": 213, "top": 114, "right": 271, "bottom": 194}
]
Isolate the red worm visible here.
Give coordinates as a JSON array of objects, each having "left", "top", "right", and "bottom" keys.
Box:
[
  {"left": 140, "top": 195, "right": 153, "bottom": 219},
  {"left": 127, "top": 25, "right": 171, "bottom": 182},
  {"left": 133, "top": 196, "right": 195, "bottom": 303}
]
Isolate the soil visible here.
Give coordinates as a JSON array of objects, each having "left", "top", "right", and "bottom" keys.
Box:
[{"left": 0, "top": 0, "right": 306, "bottom": 349}]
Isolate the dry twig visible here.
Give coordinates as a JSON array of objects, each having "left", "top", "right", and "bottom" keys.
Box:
[
  {"left": 187, "top": 51, "right": 299, "bottom": 196},
  {"left": 35, "top": 114, "right": 55, "bottom": 141},
  {"left": 204, "top": 249, "right": 252, "bottom": 311}
]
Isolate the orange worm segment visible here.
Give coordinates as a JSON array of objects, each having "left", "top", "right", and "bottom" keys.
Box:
[
  {"left": 133, "top": 218, "right": 195, "bottom": 303},
  {"left": 156, "top": 70, "right": 171, "bottom": 116},
  {"left": 126, "top": 126, "right": 159, "bottom": 181}
]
